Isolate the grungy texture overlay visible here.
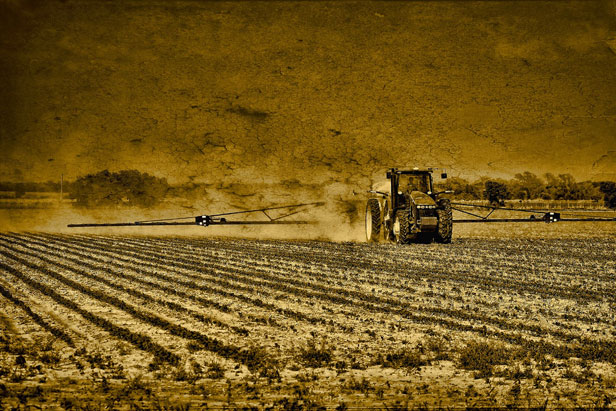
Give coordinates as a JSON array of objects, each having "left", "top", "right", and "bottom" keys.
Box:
[{"left": 1, "top": 0, "right": 616, "bottom": 192}]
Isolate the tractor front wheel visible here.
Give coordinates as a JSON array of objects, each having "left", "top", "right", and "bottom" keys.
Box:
[
  {"left": 394, "top": 210, "right": 412, "bottom": 244},
  {"left": 382, "top": 199, "right": 394, "bottom": 242},
  {"left": 365, "top": 199, "right": 382, "bottom": 242},
  {"left": 435, "top": 198, "right": 453, "bottom": 243}
]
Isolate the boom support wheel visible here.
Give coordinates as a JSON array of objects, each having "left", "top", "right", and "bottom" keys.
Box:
[{"left": 365, "top": 199, "right": 382, "bottom": 242}]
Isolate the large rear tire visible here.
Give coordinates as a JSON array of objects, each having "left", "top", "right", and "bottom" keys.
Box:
[
  {"left": 365, "top": 199, "right": 382, "bottom": 243},
  {"left": 435, "top": 198, "right": 453, "bottom": 244}
]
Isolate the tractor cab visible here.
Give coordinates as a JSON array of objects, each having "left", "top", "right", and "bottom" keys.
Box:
[
  {"left": 401, "top": 173, "right": 431, "bottom": 194},
  {"left": 386, "top": 168, "right": 438, "bottom": 214}
]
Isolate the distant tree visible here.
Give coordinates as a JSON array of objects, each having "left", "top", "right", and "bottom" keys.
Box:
[
  {"left": 543, "top": 173, "right": 558, "bottom": 200},
  {"left": 576, "top": 181, "right": 603, "bottom": 202},
  {"left": 510, "top": 172, "right": 545, "bottom": 200},
  {"left": 438, "top": 177, "right": 482, "bottom": 200},
  {"left": 597, "top": 182, "right": 616, "bottom": 209},
  {"left": 543, "top": 173, "right": 606, "bottom": 201},
  {"left": 484, "top": 180, "right": 509, "bottom": 205},
  {"left": 14, "top": 184, "right": 27, "bottom": 198},
  {"left": 0, "top": 181, "right": 62, "bottom": 193},
  {"left": 41, "top": 180, "right": 61, "bottom": 192},
  {"left": 0, "top": 182, "right": 15, "bottom": 191},
  {"left": 70, "top": 169, "right": 169, "bottom": 208},
  {"left": 544, "top": 173, "right": 582, "bottom": 200}
]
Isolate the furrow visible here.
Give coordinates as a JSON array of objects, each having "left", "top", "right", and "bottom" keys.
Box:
[
  {"left": 0, "top": 279, "right": 74, "bottom": 346},
  {"left": 0, "top": 259, "right": 180, "bottom": 365},
  {"left": 0, "top": 246, "right": 273, "bottom": 371}
]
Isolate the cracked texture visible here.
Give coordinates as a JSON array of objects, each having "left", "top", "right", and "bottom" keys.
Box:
[{"left": 1, "top": 0, "right": 615, "bottom": 188}]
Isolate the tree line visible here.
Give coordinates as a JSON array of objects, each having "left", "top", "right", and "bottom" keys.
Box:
[
  {"left": 0, "top": 181, "right": 62, "bottom": 196},
  {"left": 1, "top": 169, "right": 615, "bottom": 209},
  {"left": 0, "top": 170, "right": 170, "bottom": 208},
  {"left": 438, "top": 172, "right": 616, "bottom": 208}
]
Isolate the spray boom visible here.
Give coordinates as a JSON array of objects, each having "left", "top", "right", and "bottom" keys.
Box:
[{"left": 68, "top": 202, "right": 324, "bottom": 228}]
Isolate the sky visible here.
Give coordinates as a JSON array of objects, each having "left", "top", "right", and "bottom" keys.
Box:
[{"left": 1, "top": 0, "right": 615, "bottom": 188}]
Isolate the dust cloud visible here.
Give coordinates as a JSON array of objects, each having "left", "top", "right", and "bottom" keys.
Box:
[{"left": 0, "top": 191, "right": 368, "bottom": 243}]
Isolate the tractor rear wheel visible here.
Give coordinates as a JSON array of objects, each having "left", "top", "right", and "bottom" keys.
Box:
[
  {"left": 435, "top": 198, "right": 453, "bottom": 243},
  {"left": 365, "top": 199, "right": 382, "bottom": 242}
]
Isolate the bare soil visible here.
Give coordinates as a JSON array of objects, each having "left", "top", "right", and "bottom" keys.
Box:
[{"left": 0, "top": 231, "right": 615, "bottom": 409}]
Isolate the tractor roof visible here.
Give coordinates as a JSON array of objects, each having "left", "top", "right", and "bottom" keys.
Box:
[{"left": 388, "top": 167, "right": 434, "bottom": 175}]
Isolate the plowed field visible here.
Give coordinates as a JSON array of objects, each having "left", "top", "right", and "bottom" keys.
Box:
[{"left": 1, "top": 233, "right": 615, "bottom": 408}]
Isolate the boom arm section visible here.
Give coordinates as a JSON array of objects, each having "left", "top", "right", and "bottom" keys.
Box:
[
  {"left": 451, "top": 202, "right": 616, "bottom": 223},
  {"left": 68, "top": 202, "right": 323, "bottom": 228}
]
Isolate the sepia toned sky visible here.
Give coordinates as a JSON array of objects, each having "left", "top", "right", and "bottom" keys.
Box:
[{"left": 1, "top": 0, "right": 615, "bottom": 186}]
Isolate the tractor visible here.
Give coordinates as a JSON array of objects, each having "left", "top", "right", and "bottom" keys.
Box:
[{"left": 365, "top": 168, "right": 452, "bottom": 244}]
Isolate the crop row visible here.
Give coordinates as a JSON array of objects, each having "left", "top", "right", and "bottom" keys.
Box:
[
  {"left": 55, "top": 234, "right": 613, "bottom": 331},
  {"left": 20, "top": 235, "right": 289, "bottom": 329},
  {"left": 9, "top": 235, "right": 616, "bottom": 364},
  {"left": 0, "top": 237, "right": 250, "bottom": 337},
  {"left": 95, "top": 237, "right": 616, "bottom": 363},
  {"left": 114, "top": 235, "right": 615, "bottom": 326},
  {"left": 124, "top": 235, "right": 615, "bottom": 287},
  {"left": 0, "top": 260, "right": 179, "bottom": 365},
  {"left": 17, "top": 234, "right": 288, "bottom": 326},
  {"left": 14, "top": 234, "right": 348, "bottom": 331},
  {"left": 9, "top": 234, "right": 509, "bottom": 346},
  {"left": 65, "top": 232, "right": 615, "bottom": 299},
  {"left": 203, "top": 240, "right": 612, "bottom": 300},
  {"left": 62, "top": 238, "right": 613, "bottom": 326},
  {"left": 0, "top": 248, "right": 277, "bottom": 372},
  {"left": 23, "top": 234, "right": 532, "bottom": 337},
  {"left": 0, "top": 280, "right": 74, "bottom": 346},
  {"left": 29, "top": 234, "right": 599, "bottom": 345},
  {"left": 35, "top": 234, "right": 605, "bottom": 344}
]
